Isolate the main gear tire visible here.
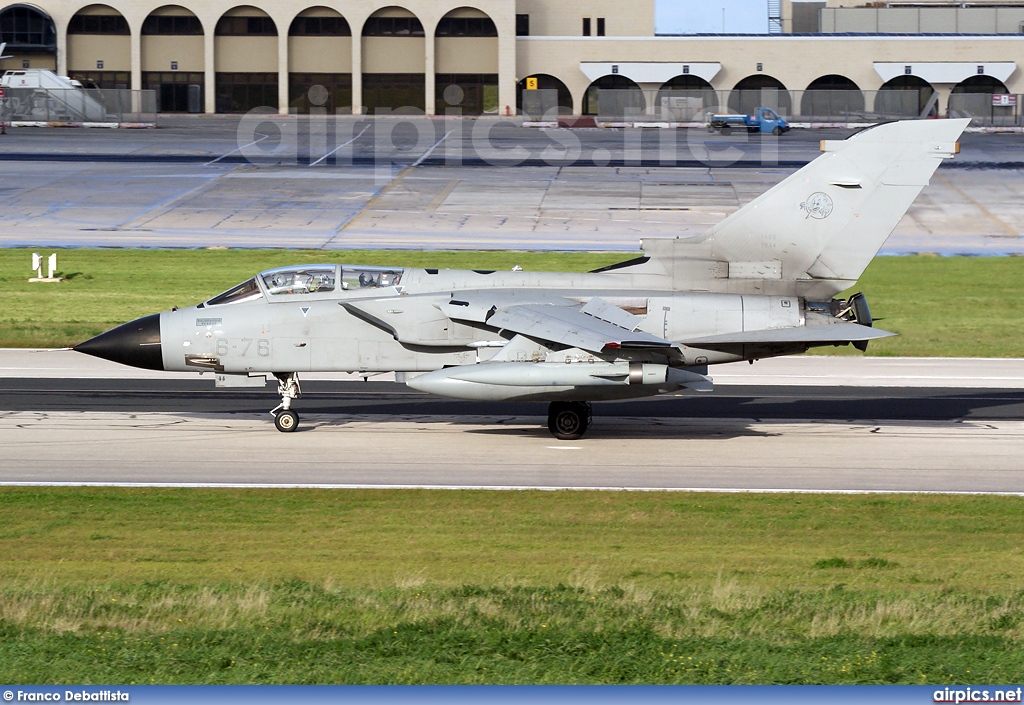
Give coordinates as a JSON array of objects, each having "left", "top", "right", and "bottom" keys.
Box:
[
  {"left": 547, "top": 401, "right": 592, "bottom": 440},
  {"left": 274, "top": 409, "right": 299, "bottom": 433}
]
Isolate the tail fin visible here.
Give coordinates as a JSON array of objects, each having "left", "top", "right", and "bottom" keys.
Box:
[{"left": 642, "top": 119, "right": 968, "bottom": 295}]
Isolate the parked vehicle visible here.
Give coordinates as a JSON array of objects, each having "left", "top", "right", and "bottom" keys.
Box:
[
  {"left": 707, "top": 107, "right": 791, "bottom": 135},
  {"left": 0, "top": 69, "right": 107, "bottom": 121}
]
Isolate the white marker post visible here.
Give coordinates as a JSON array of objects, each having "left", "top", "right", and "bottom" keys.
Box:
[{"left": 29, "top": 252, "right": 63, "bottom": 282}]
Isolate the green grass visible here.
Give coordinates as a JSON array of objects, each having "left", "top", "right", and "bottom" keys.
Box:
[
  {"left": 0, "top": 249, "right": 623, "bottom": 349},
  {"left": 2, "top": 249, "right": 1024, "bottom": 355},
  {"left": 825, "top": 255, "right": 1024, "bottom": 358},
  {"left": 1, "top": 488, "right": 1023, "bottom": 683}
]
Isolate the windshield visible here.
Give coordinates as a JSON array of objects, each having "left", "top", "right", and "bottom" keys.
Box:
[
  {"left": 261, "top": 266, "right": 337, "bottom": 296},
  {"left": 341, "top": 266, "right": 404, "bottom": 290},
  {"left": 206, "top": 278, "right": 263, "bottom": 306}
]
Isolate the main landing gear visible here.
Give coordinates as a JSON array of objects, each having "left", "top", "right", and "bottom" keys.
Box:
[
  {"left": 271, "top": 372, "right": 301, "bottom": 433},
  {"left": 547, "top": 401, "right": 592, "bottom": 440}
]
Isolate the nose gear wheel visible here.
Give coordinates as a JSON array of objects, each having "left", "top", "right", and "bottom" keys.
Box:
[{"left": 270, "top": 373, "right": 302, "bottom": 432}]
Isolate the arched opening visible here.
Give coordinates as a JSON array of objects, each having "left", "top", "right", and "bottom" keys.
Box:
[
  {"left": 655, "top": 75, "right": 716, "bottom": 121},
  {"left": 434, "top": 7, "right": 497, "bottom": 115},
  {"left": 215, "top": 6, "right": 277, "bottom": 113},
  {"left": 800, "top": 75, "right": 864, "bottom": 118},
  {"left": 0, "top": 4, "right": 56, "bottom": 71},
  {"left": 142, "top": 5, "right": 204, "bottom": 112},
  {"left": 582, "top": 75, "right": 644, "bottom": 118},
  {"left": 288, "top": 7, "right": 351, "bottom": 113},
  {"left": 877, "top": 75, "right": 935, "bottom": 117},
  {"left": 728, "top": 74, "right": 791, "bottom": 116},
  {"left": 949, "top": 74, "right": 1010, "bottom": 121},
  {"left": 67, "top": 5, "right": 129, "bottom": 89},
  {"left": 361, "top": 6, "right": 424, "bottom": 113},
  {"left": 952, "top": 74, "right": 1009, "bottom": 95},
  {"left": 516, "top": 73, "right": 572, "bottom": 118}
]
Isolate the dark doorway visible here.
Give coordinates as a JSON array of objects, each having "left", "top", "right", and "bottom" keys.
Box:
[{"left": 144, "top": 71, "right": 204, "bottom": 112}]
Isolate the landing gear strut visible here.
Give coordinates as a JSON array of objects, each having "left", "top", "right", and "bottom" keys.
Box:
[
  {"left": 271, "top": 372, "right": 301, "bottom": 433},
  {"left": 547, "top": 401, "right": 592, "bottom": 440}
]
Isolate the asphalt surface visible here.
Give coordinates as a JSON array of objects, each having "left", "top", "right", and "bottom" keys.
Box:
[
  {"left": 1, "top": 120, "right": 1020, "bottom": 253},
  {"left": 2, "top": 378, "right": 1024, "bottom": 421},
  {"left": 3, "top": 374, "right": 1022, "bottom": 492},
  {"left": 0, "top": 119, "right": 1020, "bottom": 167}
]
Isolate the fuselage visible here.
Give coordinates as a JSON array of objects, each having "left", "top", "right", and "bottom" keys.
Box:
[{"left": 156, "top": 264, "right": 809, "bottom": 378}]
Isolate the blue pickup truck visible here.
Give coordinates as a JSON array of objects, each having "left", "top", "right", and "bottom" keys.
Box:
[{"left": 707, "top": 107, "right": 791, "bottom": 135}]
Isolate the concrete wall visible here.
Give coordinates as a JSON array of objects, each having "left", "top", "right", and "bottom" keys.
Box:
[
  {"left": 436, "top": 36, "right": 497, "bottom": 73},
  {"left": 141, "top": 34, "right": 202, "bottom": 71},
  {"left": 214, "top": 35, "right": 276, "bottom": 72},
  {"left": 821, "top": 6, "right": 1024, "bottom": 33},
  {"left": 289, "top": 36, "right": 352, "bottom": 73},
  {"left": 9, "top": 0, "right": 1022, "bottom": 116},
  {"left": 791, "top": 2, "right": 824, "bottom": 32},
  {"left": 68, "top": 33, "right": 130, "bottom": 70},
  {"left": 362, "top": 36, "right": 425, "bottom": 73},
  {"left": 517, "top": 35, "right": 1024, "bottom": 114},
  {"left": 515, "top": 0, "right": 654, "bottom": 36},
  {"left": 0, "top": 56, "right": 57, "bottom": 70}
]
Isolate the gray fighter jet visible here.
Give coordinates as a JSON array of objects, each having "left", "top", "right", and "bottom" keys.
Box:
[{"left": 75, "top": 119, "right": 967, "bottom": 438}]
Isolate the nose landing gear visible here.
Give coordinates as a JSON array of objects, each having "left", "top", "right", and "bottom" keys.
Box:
[
  {"left": 547, "top": 401, "right": 592, "bottom": 440},
  {"left": 271, "top": 372, "right": 302, "bottom": 432}
]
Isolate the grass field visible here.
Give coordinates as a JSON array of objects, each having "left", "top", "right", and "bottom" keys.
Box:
[
  {"left": 2, "top": 249, "right": 1024, "bottom": 356},
  {"left": 1, "top": 488, "right": 1022, "bottom": 684}
]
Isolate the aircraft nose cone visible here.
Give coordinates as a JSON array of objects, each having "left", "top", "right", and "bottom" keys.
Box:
[{"left": 74, "top": 313, "right": 164, "bottom": 371}]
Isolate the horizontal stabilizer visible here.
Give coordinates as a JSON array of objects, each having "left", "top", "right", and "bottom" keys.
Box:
[{"left": 683, "top": 322, "right": 894, "bottom": 346}]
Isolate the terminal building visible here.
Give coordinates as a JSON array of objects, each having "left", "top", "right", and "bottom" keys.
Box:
[{"left": 0, "top": 0, "right": 1020, "bottom": 119}]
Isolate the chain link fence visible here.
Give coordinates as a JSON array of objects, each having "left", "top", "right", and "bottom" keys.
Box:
[
  {"left": 1, "top": 88, "right": 157, "bottom": 123},
  {"left": 522, "top": 88, "right": 1022, "bottom": 126}
]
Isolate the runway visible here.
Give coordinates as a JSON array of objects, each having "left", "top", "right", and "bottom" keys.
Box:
[
  {"left": 2, "top": 410, "right": 1023, "bottom": 493},
  {"left": 2, "top": 355, "right": 1024, "bottom": 493}
]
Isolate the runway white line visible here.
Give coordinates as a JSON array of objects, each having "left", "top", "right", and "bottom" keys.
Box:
[
  {"left": 1, "top": 482, "right": 1022, "bottom": 496},
  {"left": 204, "top": 133, "right": 269, "bottom": 166},
  {"left": 309, "top": 125, "right": 370, "bottom": 167},
  {"left": 413, "top": 130, "right": 453, "bottom": 167}
]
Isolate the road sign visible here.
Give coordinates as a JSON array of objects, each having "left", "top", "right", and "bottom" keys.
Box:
[
  {"left": 992, "top": 94, "right": 1017, "bottom": 106},
  {"left": 525, "top": 77, "right": 538, "bottom": 91}
]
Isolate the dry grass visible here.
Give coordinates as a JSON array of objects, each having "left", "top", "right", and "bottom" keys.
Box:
[{"left": 1, "top": 488, "right": 1023, "bottom": 683}]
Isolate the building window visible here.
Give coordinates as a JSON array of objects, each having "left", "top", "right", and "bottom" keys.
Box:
[
  {"left": 288, "top": 16, "right": 351, "bottom": 36},
  {"left": 215, "top": 72, "right": 278, "bottom": 112},
  {"left": 289, "top": 73, "right": 352, "bottom": 113},
  {"left": 68, "top": 15, "right": 129, "bottom": 35},
  {"left": 582, "top": 17, "right": 591, "bottom": 36},
  {"left": 142, "top": 15, "right": 202, "bottom": 35},
  {"left": 436, "top": 17, "right": 497, "bottom": 37},
  {"left": 70, "top": 70, "right": 130, "bottom": 89},
  {"left": 0, "top": 6, "right": 56, "bottom": 49},
  {"left": 215, "top": 16, "right": 276, "bottom": 36},
  {"left": 362, "top": 73, "right": 426, "bottom": 112},
  {"left": 597, "top": 18, "right": 605, "bottom": 36},
  {"left": 435, "top": 73, "right": 499, "bottom": 115},
  {"left": 516, "top": 14, "right": 529, "bottom": 36},
  {"left": 361, "top": 17, "right": 424, "bottom": 37}
]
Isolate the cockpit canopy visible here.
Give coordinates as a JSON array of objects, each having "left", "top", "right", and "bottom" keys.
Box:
[
  {"left": 204, "top": 265, "right": 405, "bottom": 306},
  {"left": 261, "top": 266, "right": 336, "bottom": 296},
  {"left": 340, "top": 266, "right": 403, "bottom": 291}
]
